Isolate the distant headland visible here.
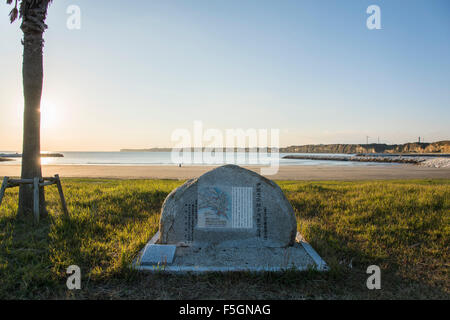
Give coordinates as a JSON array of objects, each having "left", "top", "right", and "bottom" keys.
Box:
[{"left": 121, "top": 140, "right": 450, "bottom": 154}]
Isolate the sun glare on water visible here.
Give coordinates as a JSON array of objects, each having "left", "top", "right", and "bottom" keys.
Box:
[{"left": 39, "top": 156, "right": 56, "bottom": 165}]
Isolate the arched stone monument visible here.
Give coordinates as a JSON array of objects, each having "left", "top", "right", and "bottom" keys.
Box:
[{"left": 135, "top": 165, "right": 327, "bottom": 272}]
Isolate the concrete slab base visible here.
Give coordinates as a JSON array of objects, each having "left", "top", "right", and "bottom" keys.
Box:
[{"left": 134, "top": 232, "right": 328, "bottom": 273}]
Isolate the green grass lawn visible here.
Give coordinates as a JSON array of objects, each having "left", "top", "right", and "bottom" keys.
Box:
[{"left": 0, "top": 179, "right": 448, "bottom": 299}]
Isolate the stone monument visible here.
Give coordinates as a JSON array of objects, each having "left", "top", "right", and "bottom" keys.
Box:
[{"left": 135, "top": 165, "right": 327, "bottom": 272}]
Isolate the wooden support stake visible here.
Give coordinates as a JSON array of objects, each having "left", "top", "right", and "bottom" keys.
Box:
[
  {"left": 39, "top": 181, "right": 56, "bottom": 187},
  {"left": 9, "top": 178, "right": 34, "bottom": 184},
  {"left": 0, "top": 177, "right": 9, "bottom": 207},
  {"left": 55, "top": 174, "right": 69, "bottom": 216},
  {"left": 0, "top": 175, "right": 70, "bottom": 221},
  {"left": 33, "top": 177, "right": 40, "bottom": 224}
]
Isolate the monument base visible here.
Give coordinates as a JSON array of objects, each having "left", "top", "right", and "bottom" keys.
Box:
[{"left": 133, "top": 232, "right": 328, "bottom": 273}]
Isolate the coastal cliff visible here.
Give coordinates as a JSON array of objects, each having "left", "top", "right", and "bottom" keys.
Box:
[
  {"left": 121, "top": 141, "right": 450, "bottom": 154},
  {"left": 280, "top": 141, "right": 450, "bottom": 154}
]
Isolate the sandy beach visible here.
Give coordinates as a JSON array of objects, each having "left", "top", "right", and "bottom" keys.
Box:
[{"left": 1, "top": 164, "right": 449, "bottom": 180}]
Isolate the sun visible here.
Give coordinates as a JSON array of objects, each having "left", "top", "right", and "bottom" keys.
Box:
[{"left": 40, "top": 99, "right": 61, "bottom": 130}]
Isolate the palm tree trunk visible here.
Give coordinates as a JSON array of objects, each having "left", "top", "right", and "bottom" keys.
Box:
[{"left": 17, "top": 2, "right": 49, "bottom": 217}]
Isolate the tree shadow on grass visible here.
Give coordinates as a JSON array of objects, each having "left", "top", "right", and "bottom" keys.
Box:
[
  {"left": 0, "top": 211, "right": 56, "bottom": 299},
  {"left": 46, "top": 188, "right": 167, "bottom": 291},
  {"left": 0, "top": 185, "right": 168, "bottom": 299},
  {"left": 71, "top": 189, "right": 168, "bottom": 217}
]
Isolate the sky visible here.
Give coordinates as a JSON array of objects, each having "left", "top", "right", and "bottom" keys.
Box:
[{"left": 1, "top": 0, "right": 449, "bottom": 151}]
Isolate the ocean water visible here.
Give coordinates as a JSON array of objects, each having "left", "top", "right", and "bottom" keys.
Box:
[{"left": 0, "top": 151, "right": 397, "bottom": 166}]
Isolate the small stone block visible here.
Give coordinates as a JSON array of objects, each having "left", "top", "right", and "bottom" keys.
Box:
[{"left": 140, "top": 244, "right": 176, "bottom": 265}]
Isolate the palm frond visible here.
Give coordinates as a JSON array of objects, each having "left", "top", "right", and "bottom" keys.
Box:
[
  {"left": 7, "top": 0, "right": 52, "bottom": 23},
  {"left": 7, "top": 0, "right": 18, "bottom": 23},
  {"left": 9, "top": 6, "right": 18, "bottom": 22}
]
